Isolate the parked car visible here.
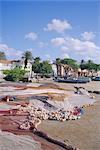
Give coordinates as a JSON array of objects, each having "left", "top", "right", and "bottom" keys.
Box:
[{"left": 92, "top": 76, "right": 100, "bottom": 81}]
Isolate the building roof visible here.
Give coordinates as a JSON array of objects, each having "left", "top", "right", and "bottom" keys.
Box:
[
  {"left": 0, "top": 59, "right": 22, "bottom": 64},
  {"left": 0, "top": 60, "right": 12, "bottom": 64},
  {"left": 11, "top": 60, "right": 21, "bottom": 63}
]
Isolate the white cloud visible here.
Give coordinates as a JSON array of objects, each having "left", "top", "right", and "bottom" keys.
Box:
[
  {"left": 51, "top": 36, "right": 100, "bottom": 63},
  {"left": 25, "top": 32, "right": 38, "bottom": 41},
  {"left": 38, "top": 42, "right": 48, "bottom": 48},
  {"left": 81, "top": 32, "right": 95, "bottom": 41},
  {"left": 78, "top": 48, "right": 100, "bottom": 64},
  {"left": 44, "top": 19, "right": 71, "bottom": 33},
  {"left": 45, "top": 54, "right": 53, "bottom": 63},
  {"left": 51, "top": 37, "right": 98, "bottom": 51},
  {"left": 2, "top": 50, "right": 21, "bottom": 60},
  {"left": 51, "top": 37, "right": 66, "bottom": 46},
  {"left": 65, "top": 37, "right": 98, "bottom": 51},
  {"left": 0, "top": 43, "right": 15, "bottom": 51},
  {"left": 62, "top": 53, "right": 70, "bottom": 59},
  {"left": 9, "top": 50, "right": 23, "bottom": 58},
  {"left": 0, "top": 43, "right": 23, "bottom": 59},
  {"left": 5, "top": 49, "right": 23, "bottom": 59},
  {"left": 61, "top": 46, "right": 69, "bottom": 52},
  {"left": 26, "top": 48, "right": 34, "bottom": 52}
]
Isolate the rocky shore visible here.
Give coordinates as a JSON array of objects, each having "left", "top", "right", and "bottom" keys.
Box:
[
  {"left": 0, "top": 81, "right": 100, "bottom": 150},
  {"left": 39, "top": 81, "right": 100, "bottom": 150}
]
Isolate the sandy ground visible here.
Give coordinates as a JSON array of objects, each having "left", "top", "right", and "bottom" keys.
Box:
[
  {"left": 38, "top": 81, "right": 100, "bottom": 150},
  {"left": 0, "top": 81, "right": 74, "bottom": 150},
  {"left": 0, "top": 130, "right": 41, "bottom": 150},
  {"left": 0, "top": 114, "right": 65, "bottom": 150},
  {"left": 0, "top": 80, "right": 100, "bottom": 150}
]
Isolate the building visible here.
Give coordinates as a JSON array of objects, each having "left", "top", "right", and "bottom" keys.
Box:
[
  {"left": 0, "top": 59, "right": 32, "bottom": 79},
  {"left": 0, "top": 60, "right": 13, "bottom": 78},
  {"left": 56, "top": 63, "right": 74, "bottom": 77},
  {"left": 52, "top": 63, "right": 57, "bottom": 77}
]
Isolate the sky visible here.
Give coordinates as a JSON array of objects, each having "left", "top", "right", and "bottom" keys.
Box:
[{"left": 0, "top": 0, "right": 100, "bottom": 63}]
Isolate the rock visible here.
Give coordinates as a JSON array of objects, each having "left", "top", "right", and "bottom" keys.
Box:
[
  {"left": 0, "top": 130, "right": 41, "bottom": 150},
  {"left": 18, "top": 103, "right": 83, "bottom": 131}
]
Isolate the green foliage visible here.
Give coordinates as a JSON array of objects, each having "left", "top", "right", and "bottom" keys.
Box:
[
  {"left": 0, "top": 52, "right": 6, "bottom": 60},
  {"left": 32, "top": 63, "right": 42, "bottom": 74},
  {"left": 61, "top": 58, "right": 79, "bottom": 69},
  {"left": 3, "top": 70, "right": 10, "bottom": 75},
  {"left": 41, "top": 61, "right": 53, "bottom": 76},
  {"left": 32, "top": 57, "right": 41, "bottom": 73},
  {"left": 80, "top": 60, "right": 100, "bottom": 71},
  {"left": 80, "top": 59, "right": 86, "bottom": 70},
  {"left": 34, "top": 57, "right": 41, "bottom": 63},
  {"left": 56, "top": 58, "right": 61, "bottom": 64},
  {"left": 23, "top": 51, "right": 33, "bottom": 60},
  {"left": 56, "top": 58, "right": 79, "bottom": 70},
  {"left": 3, "top": 68, "right": 27, "bottom": 82},
  {"left": 32, "top": 58, "right": 53, "bottom": 77},
  {"left": 61, "top": 58, "right": 76, "bottom": 64}
]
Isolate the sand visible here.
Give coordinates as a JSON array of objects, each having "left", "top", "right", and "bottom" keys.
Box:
[
  {"left": 0, "top": 82, "right": 95, "bottom": 111},
  {"left": 0, "top": 130, "right": 41, "bottom": 150},
  {"left": 38, "top": 81, "right": 100, "bottom": 150},
  {"left": 0, "top": 80, "right": 100, "bottom": 150}
]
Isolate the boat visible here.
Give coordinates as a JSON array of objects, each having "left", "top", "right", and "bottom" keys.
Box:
[
  {"left": 56, "top": 78, "right": 88, "bottom": 83},
  {"left": 78, "top": 77, "right": 91, "bottom": 82},
  {"left": 92, "top": 76, "right": 100, "bottom": 81}
]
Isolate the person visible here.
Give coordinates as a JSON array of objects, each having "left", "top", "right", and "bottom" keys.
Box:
[
  {"left": 36, "top": 75, "right": 39, "bottom": 83},
  {"left": 74, "top": 86, "right": 81, "bottom": 94},
  {"left": 74, "top": 86, "right": 86, "bottom": 95}
]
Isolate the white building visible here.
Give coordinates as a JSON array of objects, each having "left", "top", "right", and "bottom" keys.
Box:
[
  {"left": 0, "top": 60, "right": 13, "bottom": 78},
  {"left": 0, "top": 59, "right": 32, "bottom": 79},
  {"left": 52, "top": 63, "right": 57, "bottom": 77}
]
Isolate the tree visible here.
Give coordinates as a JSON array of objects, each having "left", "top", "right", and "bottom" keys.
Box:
[
  {"left": 0, "top": 52, "right": 6, "bottom": 60},
  {"left": 34, "top": 57, "right": 41, "bottom": 63},
  {"left": 86, "top": 62, "right": 100, "bottom": 71},
  {"left": 86, "top": 61, "right": 94, "bottom": 70},
  {"left": 32, "top": 57, "right": 42, "bottom": 74},
  {"left": 87, "top": 60, "right": 93, "bottom": 64},
  {"left": 61, "top": 58, "right": 76, "bottom": 64},
  {"left": 60, "top": 58, "right": 79, "bottom": 70},
  {"left": 55, "top": 58, "right": 61, "bottom": 64},
  {"left": 22, "top": 51, "right": 33, "bottom": 69},
  {"left": 41, "top": 61, "right": 53, "bottom": 77},
  {"left": 32, "top": 59, "right": 53, "bottom": 77},
  {"left": 80, "top": 59, "right": 86, "bottom": 70},
  {"left": 81, "top": 59, "right": 85, "bottom": 64},
  {"left": 3, "top": 68, "right": 27, "bottom": 82},
  {"left": 80, "top": 60, "right": 100, "bottom": 71}
]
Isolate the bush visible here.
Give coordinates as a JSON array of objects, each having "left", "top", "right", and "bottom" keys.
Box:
[{"left": 3, "top": 68, "right": 27, "bottom": 82}]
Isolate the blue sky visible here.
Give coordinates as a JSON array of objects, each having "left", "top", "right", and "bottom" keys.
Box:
[{"left": 0, "top": 0, "right": 100, "bottom": 63}]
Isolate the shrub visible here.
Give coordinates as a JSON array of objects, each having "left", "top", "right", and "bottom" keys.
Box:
[{"left": 3, "top": 68, "right": 27, "bottom": 82}]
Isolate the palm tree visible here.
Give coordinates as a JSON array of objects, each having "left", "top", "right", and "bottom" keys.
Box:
[
  {"left": 0, "top": 51, "right": 6, "bottom": 60},
  {"left": 87, "top": 59, "right": 93, "bottom": 64},
  {"left": 80, "top": 59, "right": 86, "bottom": 70},
  {"left": 22, "top": 51, "right": 33, "bottom": 69},
  {"left": 55, "top": 58, "right": 61, "bottom": 64},
  {"left": 81, "top": 59, "right": 85, "bottom": 64}
]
